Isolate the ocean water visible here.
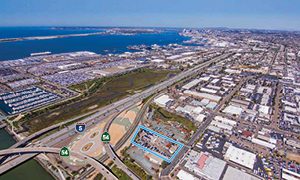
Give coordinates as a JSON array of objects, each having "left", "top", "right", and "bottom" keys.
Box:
[
  {"left": 0, "top": 129, "right": 54, "bottom": 180},
  {"left": 0, "top": 27, "right": 187, "bottom": 179},
  {"left": 0, "top": 27, "right": 188, "bottom": 61}
]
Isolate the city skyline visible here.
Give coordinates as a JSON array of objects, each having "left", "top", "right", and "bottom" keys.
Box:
[{"left": 1, "top": 0, "right": 300, "bottom": 30}]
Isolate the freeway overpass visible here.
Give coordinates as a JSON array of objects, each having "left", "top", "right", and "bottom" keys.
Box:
[
  {"left": 99, "top": 97, "right": 154, "bottom": 180},
  {"left": 100, "top": 53, "right": 234, "bottom": 178},
  {"left": 0, "top": 147, "right": 118, "bottom": 180},
  {"left": 1, "top": 52, "right": 233, "bottom": 176},
  {"left": 7, "top": 52, "right": 232, "bottom": 151}
]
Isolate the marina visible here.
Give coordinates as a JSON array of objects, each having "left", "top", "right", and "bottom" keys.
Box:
[{"left": 0, "top": 86, "right": 61, "bottom": 115}]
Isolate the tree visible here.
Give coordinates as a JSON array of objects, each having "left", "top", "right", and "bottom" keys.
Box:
[{"left": 161, "top": 161, "right": 170, "bottom": 168}]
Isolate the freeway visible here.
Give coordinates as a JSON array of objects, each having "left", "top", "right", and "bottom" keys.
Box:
[
  {"left": 99, "top": 96, "right": 154, "bottom": 180},
  {"left": 10, "top": 52, "right": 232, "bottom": 150},
  {"left": 1, "top": 52, "right": 232, "bottom": 176},
  {"left": 0, "top": 147, "right": 118, "bottom": 180},
  {"left": 0, "top": 97, "right": 145, "bottom": 175},
  {"left": 99, "top": 54, "right": 233, "bottom": 178},
  {"left": 103, "top": 53, "right": 234, "bottom": 178},
  {"left": 102, "top": 94, "right": 153, "bottom": 153},
  {"left": 81, "top": 98, "right": 154, "bottom": 179}
]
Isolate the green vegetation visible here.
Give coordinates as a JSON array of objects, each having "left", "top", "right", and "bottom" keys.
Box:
[
  {"left": 161, "top": 161, "right": 170, "bottom": 169},
  {"left": 20, "top": 68, "right": 177, "bottom": 133},
  {"left": 107, "top": 161, "right": 114, "bottom": 167},
  {"left": 141, "top": 93, "right": 155, "bottom": 104},
  {"left": 121, "top": 146, "right": 152, "bottom": 180},
  {"left": 151, "top": 104, "right": 197, "bottom": 132},
  {"left": 70, "top": 68, "right": 178, "bottom": 95},
  {"left": 111, "top": 165, "right": 132, "bottom": 180},
  {"left": 123, "top": 158, "right": 152, "bottom": 180},
  {"left": 93, "top": 174, "right": 103, "bottom": 180}
]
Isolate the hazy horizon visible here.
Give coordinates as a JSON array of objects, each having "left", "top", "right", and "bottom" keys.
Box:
[
  {"left": 0, "top": 26, "right": 299, "bottom": 33},
  {"left": 1, "top": 0, "right": 300, "bottom": 31}
]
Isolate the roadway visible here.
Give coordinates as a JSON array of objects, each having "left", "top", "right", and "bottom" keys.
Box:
[
  {"left": 0, "top": 98, "right": 145, "bottom": 175},
  {"left": 161, "top": 75, "right": 248, "bottom": 177},
  {"left": 1, "top": 52, "right": 233, "bottom": 176},
  {"left": 100, "top": 54, "right": 233, "bottom": 179},
  {"left": 8, "top": 52, "right": 232, "bottom": 150},
  {"left": 99, "top": 96, "right": 154, "bottom": 180},
  {"left": 0, "top": 147, "right": 118, "bottom": 180},
  {"left": 105, "top": 144, "right": 140, "bottom": 180}
]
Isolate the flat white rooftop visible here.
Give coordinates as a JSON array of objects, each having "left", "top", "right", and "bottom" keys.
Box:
[
  {"left": 182, "top": 79, "right": 201, "bottom": 90},
  {"left": 223, "top": 166, "right": 260, "bottom": 180},
  {"left": 224, "top": 145, "right": 256, "bottom": 169},
  {"left": 177, "top": 170, "right": 199, "bottom": 180},
  {"left": 223, "top": 105, "right": 243, "bottom": 116},
  {"left": 154, "top": 94, "right": 173, "bottom": 107}
]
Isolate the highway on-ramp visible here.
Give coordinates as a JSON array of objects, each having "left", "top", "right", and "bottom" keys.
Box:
[
  {"left": 100, "top": 97, "right": 154, "bottom": 180},
  {"left": 0, "top": 147, "right": 118, "bottom": 180},
  {"left": 0, "top": 52, "right": 233, "bottom": 177}
]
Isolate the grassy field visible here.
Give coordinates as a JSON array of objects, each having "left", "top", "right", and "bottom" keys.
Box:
[
  {"left": 151, "top": 104, "right": 197, "bottom": 132},
  {"left": 20, "top": 68, "right": 177, "bottom": 133}
]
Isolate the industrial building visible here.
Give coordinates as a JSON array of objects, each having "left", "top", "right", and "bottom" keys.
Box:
[
  {"left": 153, "top": 94, "right": 173, "bottom": 108},
  {"left": 224, "top": 145, "right": 256, "bottom": 169},
  {"left": 177, "top": 170, "right": 199, "bottom": 180},
  {"left": 223, "top": 166, "right": 260, "bottom": 180},
  {"left": 184, "top": 150, "right": 226, "bottom": 180}
]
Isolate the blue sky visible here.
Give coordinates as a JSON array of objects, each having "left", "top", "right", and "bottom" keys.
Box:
[{"left": 0, "top": 0, "right": 299, "bottom": 30}]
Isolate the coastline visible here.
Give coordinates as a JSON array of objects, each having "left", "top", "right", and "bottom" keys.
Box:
[
  {"left": 0, "top": 28, "right": 187, "bottom": 61},
  {"left": 0, "top": 27, "right": 188, "bottom": 179},
  {"left": 0, "top": 32, "right": 104, "bottom": 43},
  {"left": 0, "top": 123, "right": 56, "bottom": 180}
]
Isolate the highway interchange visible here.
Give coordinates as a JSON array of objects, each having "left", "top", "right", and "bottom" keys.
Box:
[
  {"left": 0, "top": 147, "right": 118, "bottom": 180},
  {"left": 0, "top": 52, "right": 233, "bottom": 179}
]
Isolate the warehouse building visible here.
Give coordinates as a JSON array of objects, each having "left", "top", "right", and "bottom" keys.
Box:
[
  {"left": 177, "top": 170, "right": 199, "bottom": 180},
  {"left": 184, "top": 150, "right": 226, "bottom": 180},
  {"left": 184, "top": 90, "right": 222, "bottom": 102},
  {"left": 154, "top": 94, "right": 173, "bottom": 107},
  {"left": 224, "top": 145, "right": 256, "bottom": 169},
  {"left": 223, "top": 166, "right": 260, "bottom": 180}
]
